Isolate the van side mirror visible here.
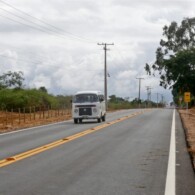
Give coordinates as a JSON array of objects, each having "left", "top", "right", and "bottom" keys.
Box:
[{"left": 100, "top": 98, "right": 104, "bottom": 102}]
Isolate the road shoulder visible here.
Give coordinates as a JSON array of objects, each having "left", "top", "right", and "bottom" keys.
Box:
[{"left": 176, "top": 110, "right": 195, "bottom": 195}]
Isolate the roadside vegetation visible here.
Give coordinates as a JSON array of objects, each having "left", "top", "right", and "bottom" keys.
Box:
[
  {"left": 108, "top": 95, "right": 162, "bottom": 111},
  {"left": 145, "top": 17, "right": 195, "bottom": 171},
  {"left": 0, "top": 71, "right": 162, "bottom": 112},
  {"left": 145, "top": 17, "right": 195, "bottom": 107},
  {"left": 0, "top": 71, "right": 71, "bottom": 111}
]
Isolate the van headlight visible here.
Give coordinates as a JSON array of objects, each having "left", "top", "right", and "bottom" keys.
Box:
[
  {"left": 93, "top": 108, "right": 97, "bottom": 113},
  {"left": 74, "top": 108, "right": 79, "bottom": 113}
]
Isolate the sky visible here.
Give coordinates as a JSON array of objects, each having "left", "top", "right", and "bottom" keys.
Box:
[{"left": 0, "top": 0, "right": 194, "bottom": 103}]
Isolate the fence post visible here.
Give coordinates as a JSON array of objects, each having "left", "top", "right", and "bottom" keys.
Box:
[
  {"left": 18, "top": 108, "right": 21, "bottom": 124},
  {"left": 29, "top": 107, "right": 31, "bottom": 121},
  {"left": 6, "top": 109, "right": 8, "bottom": 126},
  {"left": 43, "top": 106, "right": 45, "bottom": 119},
  {"left": 48, "top": 106, "right": 50, "bottom": 118},
  {"left": 11, "top": 109, "right": 13, "bottom": 126},
  {"left": 33, "top": 107, "right": 36, "bottom": 120},
  {"left": 23, "top": 107, "right": 26, "bottom": 123},
  {"left": 39, "top": 107, "right": 41, "bottom": 119}
]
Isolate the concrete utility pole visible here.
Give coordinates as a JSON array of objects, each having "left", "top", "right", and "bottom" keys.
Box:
[
  {"left": 155, "top": 93, "right": 160, "bottom": 108},
  {"left": 98, "top": 43, "right": 114, "bottom": 110},
  {"left": 161, "top": 94, "right": 164, "bottom": 106},
  {"left": 146, "top": 86, "right": 152, "bottom": 107},
  {"left": 136, "top": 77, "right": 144, "bottom": 104}
]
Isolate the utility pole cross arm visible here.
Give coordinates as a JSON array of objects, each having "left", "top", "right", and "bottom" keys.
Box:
[{"left": 98, "top": 42, "right": 114, "bottom": 110}]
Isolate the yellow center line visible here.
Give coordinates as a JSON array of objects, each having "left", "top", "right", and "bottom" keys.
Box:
[{"left": 0, "top": 110, "right": 149, "bottom": 168}]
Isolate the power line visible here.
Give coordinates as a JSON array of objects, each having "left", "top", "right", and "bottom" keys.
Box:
[
  {"left": 0, "top": 13, "right": 89, "bottom": 43},
  {"left": 0, "top": 12, "right": 96, "bottom": 45},
  {"left": 0, "top": 53, "right": 42, "bottom": 65},
  {"left": 0, "top": 13, "right": 61, "bottom": 37},
  {"left": 0, "top": 7, "right": 68, "bottom": 39},
  {"left": 0, "top": 0, "right": 97, "bottom": 44},
  {"left": 0, "top": 0, "right": 95, "bottom": 43}
]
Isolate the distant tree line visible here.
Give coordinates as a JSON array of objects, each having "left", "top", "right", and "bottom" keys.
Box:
[
  {"left": 0, "top": 71, "right": 71, "bottom": 111},
  {"left": 0, "top": 71, "right": 163, "bottom": 111},
  {"left": 108, "top": 95, "right": 162, "bottom": 110}
]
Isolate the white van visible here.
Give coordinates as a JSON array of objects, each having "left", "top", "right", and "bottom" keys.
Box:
[{"left": 72, "top": 91, "right": 106, "bottom": 124}]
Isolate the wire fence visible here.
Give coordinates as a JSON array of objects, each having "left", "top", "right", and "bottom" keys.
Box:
[{"left": 0, "top": 106, "right": 72, "bottom": 131}]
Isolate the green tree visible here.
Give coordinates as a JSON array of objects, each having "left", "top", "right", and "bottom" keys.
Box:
[
  {"left": 109, "top": 95, "right": 126, "bottom": 103},
  {"left": 56, "top": 95, "right": 72, "bottom": 107},
  {"left": 0, "top": 71, "right": 24, "bottom": 89},
  {"left": 0, "top": 88, "right": 59, "bottom": 110},
  {"left": 39, "top": 86, "right": 48, "bottom": 93},
  {"left": 145, "top": 17, "right": 195, "bottom": 99}
]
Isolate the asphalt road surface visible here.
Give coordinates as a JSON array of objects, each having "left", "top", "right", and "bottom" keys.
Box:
[{"left": 0, "top": 109, "right": 194, "bottom": 195}]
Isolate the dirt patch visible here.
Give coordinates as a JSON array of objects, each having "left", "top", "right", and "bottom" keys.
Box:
[
  {"left": 179, "top": 107, "right": 195, "bottom": 170},
  {"left": 0, "top": 110, "right": 72, "bottom": 134}
]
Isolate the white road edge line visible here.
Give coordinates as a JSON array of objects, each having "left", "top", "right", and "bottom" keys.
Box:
[{"left": 164, "top": 109, "right": 175, "bottom": 195}]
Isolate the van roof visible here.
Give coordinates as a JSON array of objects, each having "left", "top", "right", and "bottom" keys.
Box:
[{"left": 75, "top": 90, "right": 102, "bottom": 95}]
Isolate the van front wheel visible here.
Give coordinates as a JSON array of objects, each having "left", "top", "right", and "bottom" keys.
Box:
[
  {"left": 74, "top": 119, "right": 78, "bottom": 124},
  {"left": 97, "top": 117, "right": 101, "bottom": 123},
  {"left": 102, "top": 115, "right": 106, "bottom": 122}
]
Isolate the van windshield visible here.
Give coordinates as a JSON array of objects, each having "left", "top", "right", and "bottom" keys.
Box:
[{"left": 73, "top": 94, "right": 98, "bottom": 103}]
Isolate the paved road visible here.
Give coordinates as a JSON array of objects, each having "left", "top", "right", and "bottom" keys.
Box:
[{"left": 0, "top": 109, "right": 194, "bottom": 195}]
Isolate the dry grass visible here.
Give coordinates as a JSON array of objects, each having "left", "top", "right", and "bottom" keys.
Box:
[{"left": 0, "top": 109, "right": 72, "bottom": 134}]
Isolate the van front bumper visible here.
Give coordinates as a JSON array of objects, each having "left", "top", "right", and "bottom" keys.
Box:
[{"left": 74, "top": 115, "right": 100, "bottom": 119}]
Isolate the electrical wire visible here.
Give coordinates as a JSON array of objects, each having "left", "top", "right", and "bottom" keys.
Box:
[
  {"left": 0, "top": 13, "right": 89, "bottom": 44},
  {"left": 0, "top": 7, "right": 69, "bottom": 39},
  {"left": 0, "top": 13, "right": 61, "bottom": 37},
  {"left": 0, "top": 53, "right": 42, "bottom": 65},
  {"left": 0, "top": 0, "right": 97, "bottom": 44}
]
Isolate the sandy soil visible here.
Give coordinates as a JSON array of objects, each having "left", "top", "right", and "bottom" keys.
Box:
[
  {"left": 0, "top": 110, "right": 71, "bottom": 134},
  {"left": 179, "top": 107, "right": 195, "bottom": 170}
]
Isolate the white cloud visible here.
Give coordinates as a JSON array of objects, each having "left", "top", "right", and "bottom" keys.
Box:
[
  {"left": 0, "top": 0, "right": 194, "bottom": 102},
  {"left": 30, "top": 73, "right": 51, "bottom": 89}
]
